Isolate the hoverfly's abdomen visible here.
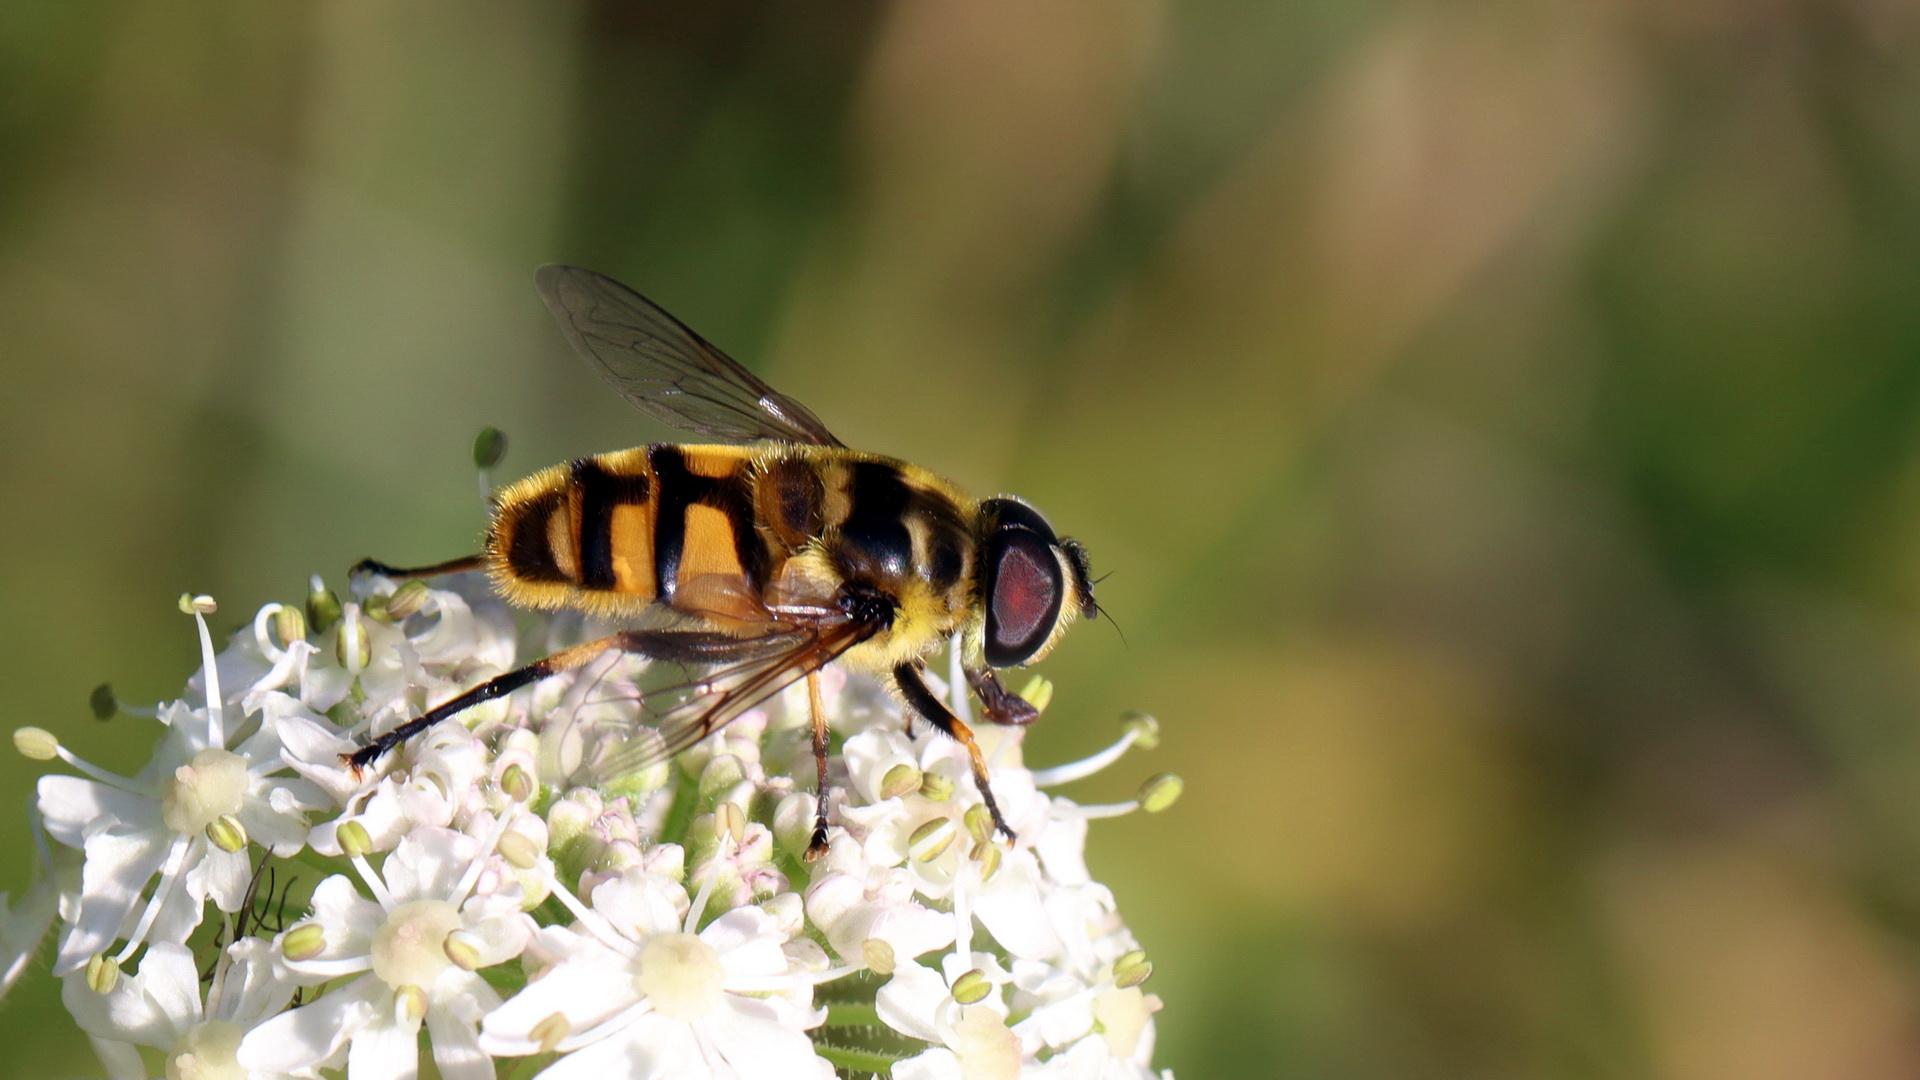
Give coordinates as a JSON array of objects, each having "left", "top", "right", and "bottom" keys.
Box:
[{"left": 487, "top": 445, "right": 771, "bottom": 618}]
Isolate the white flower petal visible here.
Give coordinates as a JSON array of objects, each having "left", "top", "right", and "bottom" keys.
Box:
[
  {"left": 426, "top": 1001, "right": 493, "bottom": 1080},
  {"left": 237, "top": 974, "right": 381, "bottom": 1073},
  {"left": 348, "top": 1014, "right": 421, "bottom": 1080}
]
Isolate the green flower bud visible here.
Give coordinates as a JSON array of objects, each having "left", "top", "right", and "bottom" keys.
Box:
[
  {"left": 1138, "top": 773, "right": 1183, "bottom": 814},
  {"left": 880, "top": 762, "right": 922, "bottom": 801},
  {"left": 698, "top": 754, "right": 746, "bottom": 802},
  {"left": 282, "top": 923, "right": 326, "bottom": 962},
  {"left": 773, "top": 792, "right": 816, "bottom": 856},
  {"left": 13, "top": 727, "right": 58, "bottom": 761},
  {"left": 89, "top": 682, "right": 117, "bottom": 721},
  {"left": 951, "top": 968, "right": 991, "bottom": 1005}
]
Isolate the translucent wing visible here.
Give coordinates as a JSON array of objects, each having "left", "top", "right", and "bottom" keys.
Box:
[
  {"left": 622, "top": 618, "right": 881, "bottom": 768},
  {"left": 536, "top": 265, "right": 844, "bottom": 447}
]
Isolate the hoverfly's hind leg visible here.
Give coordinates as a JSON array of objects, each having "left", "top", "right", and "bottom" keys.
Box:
[
  {"left": 350, "top": 554, "right": 488, "bottom": 581},
  {"left": 805, "top": 672, "right": 832, "bottom": 860},
  {"left": 965, "top": 666, "right": 1039, "bottom": 727},
  {"left": 893, "top": 663, "right": 1016, "bottom": 843},
  {"left": 345, "top": 634, "right": 622, "bottom": 773}
]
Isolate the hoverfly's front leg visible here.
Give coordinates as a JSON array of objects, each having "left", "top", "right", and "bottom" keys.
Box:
[
  {"left": 894, "top": 663, "right": 1016, "bottom": 843},
  {"left": 351, "top": 554, "right": 488, "bottom": 581},
  {"left": 964, "top": 666, "right": 1039, "bottom": 726}
]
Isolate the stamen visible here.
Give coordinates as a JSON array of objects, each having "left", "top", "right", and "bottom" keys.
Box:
[
  {"left": 1028, "top": 722, "right": 1148, "bottom": 788},
  {"left": 684, "top": 864, "right": 719, "bottom": 935},
  {"left": 946, "top": 645, "right": 972, "bottom": 724},
  {"left": 540, "top": 870, "right": 642, "bottom": 961},
  {"left": 50, "top": 744, "right": 158, "bottom": 798},
  {"left": 180, "top": 595, "right": 224, "bottom": 747},
  {"left": 114, "top": 836, "right": 191, "bottom": 963},
  {"left": 350, "top": 855, "right": 394, "bottom": 910},
  {"left": 452, "top": 807, "right": 520, "bottom": 905}
]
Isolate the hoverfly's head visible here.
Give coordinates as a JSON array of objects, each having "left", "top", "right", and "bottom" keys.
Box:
[{"left": 977, "top": 497, "right": 1097, "bottom": 668}]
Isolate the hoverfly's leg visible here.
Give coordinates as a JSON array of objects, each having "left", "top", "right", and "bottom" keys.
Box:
[
  {"left": 893, "top": 663, "right": 1015, "bottom": 843},
  {"left": 964, "top": 666, "right": 1039, "bottom": 727},
  {"left": 344, "top": 634, "right": 619, "bottom": 773},
  {"left": 805, "top": 672, "right": 832, "bottom": 860},
  {"left": 351, "top": 554, "right": 488, "bottom": 580}
]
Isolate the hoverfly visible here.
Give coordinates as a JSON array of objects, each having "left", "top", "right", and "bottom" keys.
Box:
[{"left": 348, "top": 266, "right": 1097, "bottom": 853}]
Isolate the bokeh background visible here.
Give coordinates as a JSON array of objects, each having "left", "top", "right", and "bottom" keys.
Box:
[{"left": 6, "top": 0, "right": 1920, "bottom": 1076}]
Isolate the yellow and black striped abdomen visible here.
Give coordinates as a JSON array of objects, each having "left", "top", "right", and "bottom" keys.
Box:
[{"left": 487, "top": 444, "right": 772, "bottom": 618}]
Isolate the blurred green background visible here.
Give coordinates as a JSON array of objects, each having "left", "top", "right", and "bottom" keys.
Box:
[{"left": 7, "top": 0, "right": 1920, "bottom": 1076}]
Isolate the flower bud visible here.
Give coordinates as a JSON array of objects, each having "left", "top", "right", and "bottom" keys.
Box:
[
  {"left": 879, "top": 762, "right": 922, "bottom": 801},
  {"left": 963, "top": 804, "right": 995, "bottom": 845},
  {"left": 306, "top": 576, "right": 342, "bottom": 633},
  {"left": 178, "top": 593, "right": 217, "bottom": 616},
  {"left": 951, "top": 968, "right": 991, "bottom": 1005},
  {"left": 206, "top": 814, "right": 248, "bottom": 853},
  {"left": 500, "top": 763, "right": 534, "bottom": 804},
  {"left": 282, "top": 923, "right": 327, "bottom": 962},
  {"left": 473, "top": 426, "right": 509, "bottom": 470},
  {"left": 908, "top": 817, "right": 958, "bottom": 862},
  {"left": 387, "top": 580, "right": 431, "bottom": 620},
  {"left": 337, "top": 820, "right": 374, "bottom": 858},
  {"left": 394, "top": 984, "right": 428, "bottom": 1024},
  {"left": 443, "top": 931, "right": 483, "bottom": 972},
  {"left": 530, "top": 1012, "right": 570, "bottom": 1054},
  {"left": 773, "top": 792, "right": 816, "bottom": 856},
  {"left": 1016, "top": 674, "right": 1054, "bottom": 715},
  {"left": 13, "top": 727, "right": 58, "bottom": 761},
  {"left": 1121, "top": 711, "right": 1161, "bottom": 750},
  {"left": 863, "top": 938, "right": 897, "bottom": 976},
  {"left": 919, "top": 772, "right": 954, "bottom": 803},
  {"left": 85, "top": 954, "right": 120, "bottom": 995},
  {"left": 1138, "top": 773, "right": 1183, "bottom": 814},
  {"left": 498, "top": 830, "right": 541, "bottom": 869},
  {"left": 698, "top": 754, "right": 746, "bottom": 802},
  {"left": 89, "top": 682, "right": 117, "bottom": 721},
  {"left": 1113, "top": 949, "right": 1152, "bottom": 988}
]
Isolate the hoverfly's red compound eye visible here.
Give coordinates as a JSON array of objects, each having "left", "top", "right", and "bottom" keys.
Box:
[{"left": 981, "top": 502, "right": 1067, "bottom": 668}]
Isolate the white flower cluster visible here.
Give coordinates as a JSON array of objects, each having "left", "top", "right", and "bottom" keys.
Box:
[{"left": 11, "top": 573, "right": 1176, "bottom": 1080}]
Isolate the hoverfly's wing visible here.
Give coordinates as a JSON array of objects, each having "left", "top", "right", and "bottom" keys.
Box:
[
  {"left": 621, "top": 616, "right": 881, "bottom": 769},
  {"left": 535, "top": 265, "right": 844, "bottom": 447}
]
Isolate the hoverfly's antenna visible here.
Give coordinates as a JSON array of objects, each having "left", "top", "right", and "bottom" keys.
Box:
[{"left": 1087, "top": 571, "right": 1126, "bottom": 648}]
